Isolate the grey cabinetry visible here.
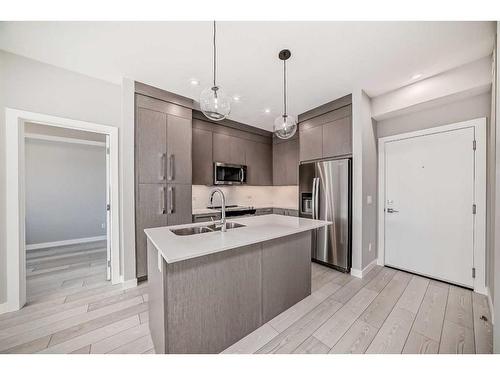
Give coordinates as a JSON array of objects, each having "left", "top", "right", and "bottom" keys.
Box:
[
  {"left": 166, "top": 115, "right": 192, "bottom": 184},
  {"left": 136, "top": 184, "right": 168, "bottom": 278},
  {"left": 135, "top": 88, "right": 193, "bottom": 280},
  {"left": 299, "top": 104, "right": 352, "bottom": 162},
  {"left": 192, "top": 126, "right": 213, "bottom": 185},
  {"left": 299, "top": 125, "right": 323, "bottom": 162},
  {"left": 165, "top": 183, "right": 193, "bottom": 226},
  {"left": 322, "top": 115, "right": 352, "bottom": 158},
  {"left": 192, "top": 113, "right": 274, "bottom": 186},
  {"left": 137, "top": 108, "right": 167, "bottom": 184},
  {"left": 213, "top": 133, "right": 246, "bottom": 165},
  {"left": 245, "top": 140, "right": 272, "bottom": 185},
  {"left": 273, "top": 136, "right": 299, "bottom": 185}
]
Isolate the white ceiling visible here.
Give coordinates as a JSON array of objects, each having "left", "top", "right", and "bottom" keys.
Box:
[{"left": 0, "top": 21, "right": 495, "bottom": 131}]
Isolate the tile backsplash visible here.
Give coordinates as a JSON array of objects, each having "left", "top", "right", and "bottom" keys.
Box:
[{"left": 192, "top": 185, "right": 298, "bottom": 209}]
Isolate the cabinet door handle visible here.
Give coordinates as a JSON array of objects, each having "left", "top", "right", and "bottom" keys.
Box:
[
  {"left": 160, "top": 186, "right": 166, "bottom": 215},
  {"left": 167, "top": 154, "right": 174, "bottom": 181},
  {"left": 167, "top": 186, "right": 174, "bottom": 214},
  {"left": 160, "top": 153, "right": 166, "bottom": 181}
]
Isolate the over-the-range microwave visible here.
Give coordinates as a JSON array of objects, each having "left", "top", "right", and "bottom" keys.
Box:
[{"left": 213, "top": 162, "right": 247, "bottom": 185}]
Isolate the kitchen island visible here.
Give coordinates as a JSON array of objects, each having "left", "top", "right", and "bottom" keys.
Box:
[{"left": 145, "top": 214, "right": 330, "bottom": 354}]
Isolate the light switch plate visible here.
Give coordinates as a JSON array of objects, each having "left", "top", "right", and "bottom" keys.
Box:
[{"left": 367, "top": 195, "right": 372, "bottom": 205}]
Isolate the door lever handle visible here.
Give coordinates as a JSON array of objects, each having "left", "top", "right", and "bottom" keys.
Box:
[{"left": 386, "top": 208, "right": 399, "bottom": 213}]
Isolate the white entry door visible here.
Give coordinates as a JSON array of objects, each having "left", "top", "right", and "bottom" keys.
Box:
[{"left": 384, "top": 127, "right": 475, "bottom": 287}]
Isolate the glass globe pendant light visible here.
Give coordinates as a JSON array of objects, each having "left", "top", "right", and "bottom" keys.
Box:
[
  {"left": 200, "top": 21, "right": 231, "bottom": 121},
  {"left": 274, "top": 49, "right": 297, "bottom": 139}
]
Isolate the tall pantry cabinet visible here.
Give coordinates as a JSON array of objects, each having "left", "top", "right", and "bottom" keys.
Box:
[{"left": 135, "top": 83, "right": 193, "bottom": 280}]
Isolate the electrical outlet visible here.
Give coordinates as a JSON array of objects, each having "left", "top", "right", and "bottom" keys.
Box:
[{"left": 367, "top": 195, "right": 372, "bottom": 205}]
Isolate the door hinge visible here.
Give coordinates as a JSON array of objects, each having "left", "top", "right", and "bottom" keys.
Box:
[
  {"left": 472, "top": 267, "right": 476, "bottom": 278},
  {"left": 472, "top": 204, "right": 476, "bottom": 214},
  {"left": 106, "top": 204, "right": 111, "bottom": 211},
  {"left": 106, "top": 147, "right": 110, "bottom": 155},
  {"left": 107, "top": 260, "right": 111, "bottom": 267},
  {"left": 473, "top": 140, "right": 477, "bottom": 150}
]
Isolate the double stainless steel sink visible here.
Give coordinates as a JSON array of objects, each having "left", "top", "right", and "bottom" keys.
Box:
[{"left": 170, "top": 222, "right": 246, "bottom": 236}]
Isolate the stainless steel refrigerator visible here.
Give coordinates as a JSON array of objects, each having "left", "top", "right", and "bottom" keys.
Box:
[{"left": 299, "top": 158, "right": 352, "bottom": 272}]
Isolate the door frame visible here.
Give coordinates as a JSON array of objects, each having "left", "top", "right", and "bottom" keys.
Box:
[
  {"left": 3, "top": 108, "right": 121, "bottom": 313},
  {"left": 377, "top": 118, "right": 487, "bottom": 294}
]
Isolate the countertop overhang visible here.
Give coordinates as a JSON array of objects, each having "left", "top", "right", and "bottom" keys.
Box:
[{"left": 144, "top": 214, "right": 331, "bottom": 264}]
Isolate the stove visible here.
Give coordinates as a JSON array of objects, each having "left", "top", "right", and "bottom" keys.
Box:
[{"left": 206, "top": 205, "right": 257, "bottom": 217}]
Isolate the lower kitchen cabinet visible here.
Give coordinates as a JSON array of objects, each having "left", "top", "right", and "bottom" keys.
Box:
[
  {"left": 136, "top": 183, "right": 168, "bottom": 279},
  {"left": 136, "top": 183, "right": 192, "bottom": 279}
]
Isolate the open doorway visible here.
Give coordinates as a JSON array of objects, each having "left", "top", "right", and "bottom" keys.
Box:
[
  {"left": 23, "top": 123, "right": 110, "bottom": 303},
  {"left": 4, "top": 108, "right": 120, "bottom": 313}
]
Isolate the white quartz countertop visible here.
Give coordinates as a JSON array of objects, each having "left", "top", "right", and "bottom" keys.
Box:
[{"left": 145, "top": 214, "right": 330, "bottom": 264}]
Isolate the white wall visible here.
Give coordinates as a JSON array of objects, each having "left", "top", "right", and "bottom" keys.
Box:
[
  {"left": 0, "top": 50, "right": 124, "bottom": 304},
  {"left": 24, "top": 138, "right": 106, "bottom": 245},
  {"left": 377, "top": 92, "right": 492, "bottom": 138},
  {"left": 352, "top": 90, "right": 378, "bottom": 274},
  {"left": 372, "top": 57, "right": 492, "bottom": 120}
]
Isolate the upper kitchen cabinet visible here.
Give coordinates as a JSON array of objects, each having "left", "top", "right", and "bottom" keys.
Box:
[
  {"left": 245, "top": 140, "right": 272, "bottom": 185},
  {"left": 213, "top": 132, "right": 246, "bottom": 165},
  {"left": 136, "top": 106, "right": 167, "bottom": 184},
  {"left": 298, "top": 95, "right": 352, "bottom": 162},
  {"left": 136, "top": 93, "right": 193, "bottom": 184},
  {"left": 273, "top": 135, "right": 299, "bottom": 186},
  {"left": 299, "top": 125, "right": 322, "bottom": 162},
  {"left": 166, "top": 114, "right": 192, "bottom": 184},
  {"left": 192, "top": 111, "right": 273, "bottom": 186},
  {"left": 192, "top": 123, "right": 213, "bottom": 185}
]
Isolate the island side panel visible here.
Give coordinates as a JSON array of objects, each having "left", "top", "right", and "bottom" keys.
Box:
[
  {"left": 147, "top": 239, "right": 168, "bottom": 354},
  {"left": 261, "top": 231, "right": 312, "bottom": 322},
  {"left": 165, "top": 243, "right": 263, "bottom": 354}
]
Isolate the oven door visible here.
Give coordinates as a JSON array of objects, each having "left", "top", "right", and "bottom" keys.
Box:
[{"left": 213, "top": 162, "right": 247, "bottom": 185}]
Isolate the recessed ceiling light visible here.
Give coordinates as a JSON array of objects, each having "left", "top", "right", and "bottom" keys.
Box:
[
  {"left": 233, "top": 95, "right": 241, "bottom": 102},
  {"left": 264, "top": 108, "right": 271, "bottom": 114},
  {"left": 411, "top": 73, "right": 423, "bottom": 80},
  {"left": 189, "top": 79, "right": 199, "bottom": 86}
]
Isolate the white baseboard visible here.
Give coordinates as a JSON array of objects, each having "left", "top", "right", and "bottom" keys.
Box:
[
  {"left": 0, "top": 300, "right": 17, "bottom": 315},
  {"left": 351, "top": 259, "right": 378, "bottom": 279},
  {"left": 120, "top": 277, "right": 138, "bottom": 290},
  {"left": 486, "top": 286, "right": 495, "bottom": 325},
  {"left": 26, "top": 235, "right": 107, "bottom": 251}
]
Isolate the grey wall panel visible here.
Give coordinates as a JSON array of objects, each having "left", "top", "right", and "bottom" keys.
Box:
[
  {"left": 165, "top": 244, "right": 263, "bottom": 353},
  {"left": 25, "top": 138, "right": 106, "bottom": 245},
  {"left": 262, "top": 232, "right": 312, "bottom": 322}
]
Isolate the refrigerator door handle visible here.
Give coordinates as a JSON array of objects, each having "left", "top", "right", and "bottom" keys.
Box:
[
  {"left": 311, "top": 178, "right": 317, "bottom": 219},
  {"left": 314, "top": 177, "right": 320, "bottom": 219}
]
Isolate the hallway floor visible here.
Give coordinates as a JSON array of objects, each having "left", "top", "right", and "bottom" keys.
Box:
[{"left": 0, "top": 249, "right": 493, "bottom": 354}]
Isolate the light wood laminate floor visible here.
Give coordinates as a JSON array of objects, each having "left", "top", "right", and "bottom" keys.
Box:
[
  {"left": 223, "top": 263, "right": 493, "bottom": 354},
  {"left": 0, "top": 241, "right": 153, "bottom": 354},
  {"left": 0, "top": 246, "right": 492, "bottom": 354}
]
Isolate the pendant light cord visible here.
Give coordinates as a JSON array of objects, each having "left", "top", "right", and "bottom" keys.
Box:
[
  {"left": 283, "top": 59, "right": 287, "bottom": 116},
  {"left": 213, "top": 20, "right": 217, "bottom": 88}
]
